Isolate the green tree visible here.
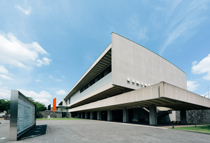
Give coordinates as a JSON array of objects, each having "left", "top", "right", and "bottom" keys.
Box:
[
  {"left": 0, "top": 99, "right": 10, "bottom": 113},
  {"left": 0, "top": 97, "right": 46, "bottom": 114},
  {"left": 27, "top": 97, "right": 47, "bottom": 112}
]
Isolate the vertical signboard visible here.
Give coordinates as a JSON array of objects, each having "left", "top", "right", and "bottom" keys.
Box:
[
  {"left": 9, "top": 90, "right": 36, "bottom": 141},
  {"left": 52, "top": 98, "right": 56, "bottom": 111}
]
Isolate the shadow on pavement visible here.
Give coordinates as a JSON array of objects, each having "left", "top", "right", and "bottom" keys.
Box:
[{"left": 18, "top": 125, "right": 47, "bottom": 140}]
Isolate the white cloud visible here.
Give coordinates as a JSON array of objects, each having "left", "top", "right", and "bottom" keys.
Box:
[
  {"left": 19, "top": 90, "right": 51, "bottom": 99},
  {"left": 0, "top": 87, "right": 10, "bottom": 99},
  {"left": 15, "top": 5, "right": 32, "bottom": 15},
  {"left": 56, "top": 90, "right": 66, "bottom": 95},
  {"left": 191, "top": 54, "right": 210, "bottom": 80},
  {"left": 203, "top": 73, "right": 210, "bottom": 80},
  {"left": 159, "top": 1, "right": 208, "bottom": 55},
  {"left": 128, "top": 13, "right": 148, "bottom": 41},
  {"left": 49, "top": 75, "right": 53, "bottom": 79},
  {"left": 19, "top": 90, "right": 52, "bottom": 106},
  {"left": 35, "top": 98, "right": 51, "bottom": 106},
  {"left": 35, "top": 79, "right": 41, "bottom": 82},
  {"left": 0, "top": 88, "right": 52, "bottom": 106},
  {"left": 56, "top": 79, "right": 62, "bottom": 82},
  {"left": 36, "top": 57, "right": 51, "bottom": 67},
  {"left": 0, "top": 33, "right": 51, "bottom": 68},
  {"left": 0, "top": 81, "right": 2, "bottom": 86},
  {"left": 0, "top": 74, "right": 12, "bottom": 80},
  {"left": 187, "top": 81, "right": 199, "bottom": 91},
  {"left": 0, "top": 65, "right": 9, "bottom": 74}
]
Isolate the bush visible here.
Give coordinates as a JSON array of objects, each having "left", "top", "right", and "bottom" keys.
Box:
[{"left": 0, "top": 99, "right": 10, "bottom": 113}]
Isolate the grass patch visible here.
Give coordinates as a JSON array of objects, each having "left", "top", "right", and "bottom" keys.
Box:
[
  {"left": 174, "top": 126, "right": 210, "bottom": 133},
  {"left": 36, "top": 118, "right": 84, "bottom": 120}
]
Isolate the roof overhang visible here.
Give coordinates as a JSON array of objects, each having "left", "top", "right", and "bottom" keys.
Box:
[{"left": 69, "top": 81, "right": 210, "bottom": 112}]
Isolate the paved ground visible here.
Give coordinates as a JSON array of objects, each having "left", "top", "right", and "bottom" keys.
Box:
[{"left": 1, "top": 119, "right": 210, "bottom": 143}]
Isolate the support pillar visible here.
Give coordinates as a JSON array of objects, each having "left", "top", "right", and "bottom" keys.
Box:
[
  {"left": 78, "top": 112, "right": 80, "bottom": 118},
  {"left": 81, "top": 112, "right": 84, "bottom": 118},
  {"left": 107, "top": 110, "right": 112, "bottom": 121},
  {"left": 149, "top": 105, "right": 157, "bottom": 125},
  {"left": 85, "top": 112, "right": 88, "bottom": 119},
  {"left": 97, "top": 111, "right": 101, "bottom": 120},
  {"left": 123, "top": 108, "right": 129, "bottom": 123},
  {"left": 90, "top": 112, "right": 94, "bottom": 119},
  {"left": 180, "top": 110, "right": 187, "bottom": 124}
]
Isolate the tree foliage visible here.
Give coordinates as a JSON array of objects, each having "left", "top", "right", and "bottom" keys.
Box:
[
  {"left": 27, "top": 97, "right": 47, "bottom": 112},
  {"left": 0, "top": 99, "right": 10, "bottom": 113},
  {"left": 0, "top": 97, "right": 46, "bottom": 114}
]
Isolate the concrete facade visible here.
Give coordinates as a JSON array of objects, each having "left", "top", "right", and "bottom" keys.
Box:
[
  {"left": 112, "top": 33, "right": 187, "bottom": 90},
  {"left": 57, "top": 33, "right": 210, "bottom": 125}
]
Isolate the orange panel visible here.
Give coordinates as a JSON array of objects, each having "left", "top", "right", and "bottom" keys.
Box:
[{"left": 52, "top": 98, "right": 56, "bottom": 111}]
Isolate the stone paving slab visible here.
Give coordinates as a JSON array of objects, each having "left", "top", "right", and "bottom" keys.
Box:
[{"left": 0, "top": 119, "right": 210, "bottom": 143}]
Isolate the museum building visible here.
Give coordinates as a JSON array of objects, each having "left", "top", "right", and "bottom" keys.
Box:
[{"left": 58, "top": 33, "right": 210, "bottom": 125}]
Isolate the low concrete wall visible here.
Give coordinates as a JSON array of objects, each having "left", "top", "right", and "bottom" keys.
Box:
[
  {"left": 4, "top": 115, "right": 10, "bottom": 120},
  {"left": 37, "top": 110, "right": 71, "bottom": 118},
  {"left": 176, "top": 110, "right": 210, "bottom": 124}
]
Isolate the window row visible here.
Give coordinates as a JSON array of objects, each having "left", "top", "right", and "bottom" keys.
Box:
[{"left": 80, "top": 65, "right": 111, "bottom": 93}]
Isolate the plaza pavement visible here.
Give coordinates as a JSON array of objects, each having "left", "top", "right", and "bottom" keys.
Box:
[{"left": 0, "top": 119, "right": 210, "bottom": 143}]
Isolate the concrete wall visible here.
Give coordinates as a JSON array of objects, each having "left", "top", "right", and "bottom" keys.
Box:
[
  {"left": 112, "top": 33, "right": 187, "bottom": 90},
  {"left": 37, "top": 111, "right": 71, "bottom": 118},
  {"left": 70, "top": 73, "right": 112, "bottom": 105}
]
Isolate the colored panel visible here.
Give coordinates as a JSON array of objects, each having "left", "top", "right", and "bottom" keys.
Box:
[{"left": 52, "top": 98, "right": 56, "bottom": 111}]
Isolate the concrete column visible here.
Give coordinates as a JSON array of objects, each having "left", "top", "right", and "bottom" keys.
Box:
[
  {"left": 77, "top": 112, "right": 80, "bottom": 118},
  {"left": 149, "top": 105, "right": 157, "bottom": 125},
  {"left": 81, "top": 112, "right": 83, "bottom": 118},
  {"left": 123, "top": 108, "right": 129, "bottom": 123},
  {"left": 97, "top": 111, "right": 101, "bottom": 120},
  {"left": 107, "top": 110, "right": 112, "bottom": 121},
  {"left": 85, "top": 112, "right": 88, "bottom": 119},
  {"left": 180, "top": 110, "right": 187, "bottom": 124},
  {"left": 90, "top": 112, "right": 94, "bottom": 119}
]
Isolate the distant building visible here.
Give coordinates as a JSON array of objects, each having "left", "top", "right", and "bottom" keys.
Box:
[{"left": 58, "top": 33, "right": 210, "bottom": 125}]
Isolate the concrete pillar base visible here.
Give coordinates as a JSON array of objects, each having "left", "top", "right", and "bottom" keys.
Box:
[
  {"left": 149, "top": 105, "right": 157, "bottom": 125},
  {"left": 90, "top": 112, "right": 93, "bottom": 119},
  {"left": 97, "top": 111, "right": 101, "bottom": 120},
  {"left": 107, "top": 110, "right": 112, "bottom": 121},
  {"left": 85, "top": 112, "right": 88, "bottom": 119},
  {"left": 123, "top": 108, "right": 129, "bottom": 123}
]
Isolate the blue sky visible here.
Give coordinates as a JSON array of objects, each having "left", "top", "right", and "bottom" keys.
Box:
[{"left": 0, "top": 0, "right": 210, "bottom": 106}]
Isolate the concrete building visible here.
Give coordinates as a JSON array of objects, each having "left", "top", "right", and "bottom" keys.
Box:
[{"left": 58, "top": 33, "right": 210, "bottom": 125}]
